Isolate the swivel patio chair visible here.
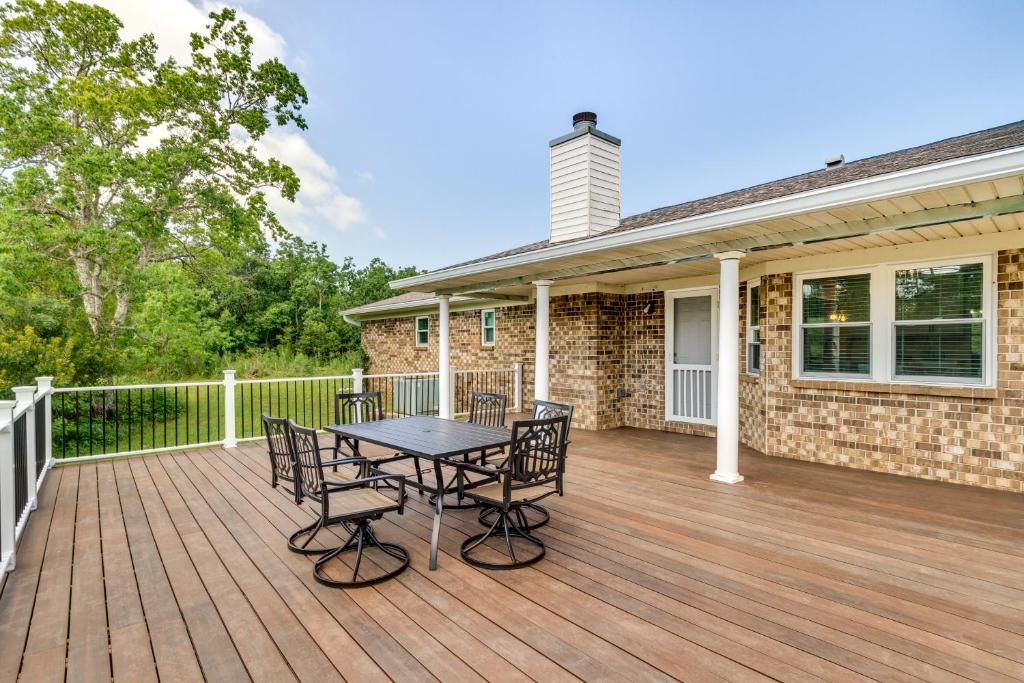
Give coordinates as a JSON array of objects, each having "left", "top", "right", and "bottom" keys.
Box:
[
  {"left": 263, "top": 414, "right": 300, "bottom": 504},
  {"left": 334, "top": 390, "right": 413, "bottom": 492},
  {"left": 477, "top": 399, "right": 573, "bottom": 530},
  {"left": 456, "top": 414, "right": 569, "bottom": 569},
  {"left": 289, "top": 421, "right": 409, "bottom": 587},
  {"left": 430, "top": 391, "right": 508, "bottom": 510}
]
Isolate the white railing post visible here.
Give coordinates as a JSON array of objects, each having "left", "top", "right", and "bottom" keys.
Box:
[
  {"left": 223, "top": 370, "right": 237, "bottom": 448},
  {"left": 352, "top": 368, "right": 364, "bottom": 393},
  {"left": 12, "top": 387, "right": 36, "bottom": 511},
  {"left": 0, "top": 400, "right": 16, "bottom": 573},
  {"left": 512, "top": 362, "right": 523, "bottom": 412},
  {"left": 35, "top": 377, "right": 53, "bottom": 471},
  {"left": 438, "top": 295, "right": 452, "bottom": 419}
]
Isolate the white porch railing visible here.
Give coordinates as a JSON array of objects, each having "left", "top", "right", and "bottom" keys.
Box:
[
  {"left": 1, "top": 377, "right": 53, "bottom": 576},
  {"left": 41, "top": 364, "right": 522, "bottom": 464},
  {"left": 2, "top": 364, "right": 521, "bottom": 575}
]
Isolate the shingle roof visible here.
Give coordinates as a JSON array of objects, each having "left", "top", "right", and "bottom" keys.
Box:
[
  {"left": 343, "top": 291, "right": 436, "bottom": 315},
  {"left": 441, "top": 119, "right": 1024, "bottom": 271}
]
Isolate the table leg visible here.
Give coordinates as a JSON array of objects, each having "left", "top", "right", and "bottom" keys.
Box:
[{"left": 429, "top": 459, "right": 444, "bottom": 570}]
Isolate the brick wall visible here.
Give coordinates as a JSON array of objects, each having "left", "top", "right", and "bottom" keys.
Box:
[
  {"left": 762, "top": 249, "right": 1024, "bottom": 492},
  {"left": 361, "top": 306, "right": 536, "bottom": 400},
  {"left": 358, "top": 248, "right": 1024, "bottom": 491}
]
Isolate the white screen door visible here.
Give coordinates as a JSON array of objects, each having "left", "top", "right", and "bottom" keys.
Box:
[{"left": 665, "top": 289, "right": 717, "bottom": 424}]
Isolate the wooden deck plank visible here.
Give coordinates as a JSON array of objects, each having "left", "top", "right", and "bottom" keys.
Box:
[
  {"left": 125, "top": 457, "right": 251, "bottom": 681},
  {"left": 66, "top": 465, "right": 112, "bottom": 682},
  {"left": 19, "top": 467, "right": 78, "bottom": 683},
  {"left": 153, "top": 452, "right": 352, "bottom": 683},
  {"left": 3, "top": 424, "right": 1022, "bottom": 683},
  {"left": 0, "top": 467, "right": 62, "bottom": 682},
  {"left": 135, "top": 456, "right": 297, "bottom": 683},
  {"left": 112, "top": 458, "right": 205, "bottom": 682},
  {"left": 96, "top": 461, "right": 159, "bottom": 683}
]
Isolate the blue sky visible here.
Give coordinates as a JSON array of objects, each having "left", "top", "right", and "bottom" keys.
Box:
[{"left": 112, "top": 1, "right": 1024, "bottom": 271}]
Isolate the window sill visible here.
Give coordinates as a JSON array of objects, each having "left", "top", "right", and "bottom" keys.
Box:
[
  {"left": 740, "top": 374, "right": 760, "bottom": 384},
  {"left": 790, "top": 378, "right": 997, "bottom": 399}
]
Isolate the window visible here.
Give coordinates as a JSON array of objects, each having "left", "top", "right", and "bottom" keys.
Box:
[
  {"left": 893, "top": 263, "right": 984, "bottom": 382},
  {"left": 481, "top": 309, "right": 495, "bottom": 345},
  {"left": 800, "top": 273, "right": 872, "bottom": 377},
  {"left": 415, "top": 316, "right": 429, "bottom": 346},
  {"left": 794, "top": 256, "right": 992, "bottom": 386},
  {"left": 746, "top": 281, "right": 760, "bottom": 374}
]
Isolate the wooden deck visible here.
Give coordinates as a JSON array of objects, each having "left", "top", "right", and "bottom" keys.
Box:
[{"left": 1, "top": 427, "right": 1023, "bottom": 682}]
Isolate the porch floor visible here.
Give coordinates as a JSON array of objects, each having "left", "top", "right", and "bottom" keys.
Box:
[{"left": 1, "top": 427, "right": 1023, "bottom": 682}]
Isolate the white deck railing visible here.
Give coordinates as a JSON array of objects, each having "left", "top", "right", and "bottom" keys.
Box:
[
  {"left": 1, "top": 364, "right": 521, "bottom": 576},
  {"left": 1, "top": 377, "right": 53, "bottom": 576}
]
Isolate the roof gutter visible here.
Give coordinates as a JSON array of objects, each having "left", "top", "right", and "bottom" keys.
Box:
[{"left": 392, "top": 145, "right": 1024, "bottom": 290}]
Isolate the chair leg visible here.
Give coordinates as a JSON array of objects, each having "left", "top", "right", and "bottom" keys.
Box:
[
  {"left": 478, "top": 501, "right": 549, "bottom": 530},
  {"left": 413, "top": 456, "right": 424, "bottom": 491},
  {"left": 288, "top": 517, "right": 329, "bottom": 555},
  {"left": 461, "top": 506, "right": 544, "bottom": 570},
  {"left": 313, "top": 520, "right": 410, "bottom": 588}
]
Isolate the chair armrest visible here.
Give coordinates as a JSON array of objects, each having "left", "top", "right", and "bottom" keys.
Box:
[
  {"left": 450, "top": 460, "right": 507, "bottom": 478},
  {"left": 320, "top": 456, "right": 368, "bottom": 468}
]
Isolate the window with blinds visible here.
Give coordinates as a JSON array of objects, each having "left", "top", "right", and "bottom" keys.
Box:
[
  {"left": 746, "top": 282, "right": 760, "bottom": 374},
  {"left": 894, "top": 263, "right": 984, "bottom": 381},
  {"left": 800, "top": 273, "right": 871, "bottom": 376}
]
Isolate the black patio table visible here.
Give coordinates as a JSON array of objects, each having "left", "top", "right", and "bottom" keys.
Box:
[{"left": 324, "top": 415, "right": 511, "bottom": 570}]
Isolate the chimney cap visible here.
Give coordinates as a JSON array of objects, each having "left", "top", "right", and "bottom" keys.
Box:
[{"left": 572, "top": 111, "right": 597, "bottom": 127}]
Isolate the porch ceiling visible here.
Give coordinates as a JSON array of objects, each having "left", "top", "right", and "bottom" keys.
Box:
[{"left": 410, "top": 174, "right": 1024, "bottom": 296}]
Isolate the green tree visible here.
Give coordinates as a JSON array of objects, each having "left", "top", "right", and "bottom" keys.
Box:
[{"left": 0, "top": 0, "right": 307, "bottom": 342}]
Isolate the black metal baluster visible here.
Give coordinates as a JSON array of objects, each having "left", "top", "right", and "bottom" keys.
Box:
[
  {"left": 101, "top": 392, "right": 107, "bottom": 455},
  {"left": 87, "top": 390, "right": 94, "bottom": 456},
  {"left": 162, "top": 387, "right": 167, "bottom": 448}
]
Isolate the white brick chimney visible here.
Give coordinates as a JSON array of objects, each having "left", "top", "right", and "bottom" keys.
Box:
[{"left": 549, "top": 112, "right": 621, "bottom": 243}]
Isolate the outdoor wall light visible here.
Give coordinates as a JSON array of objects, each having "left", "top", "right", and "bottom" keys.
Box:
[{"left": 642, "top": 299, "right": 656, "bottom": 315}]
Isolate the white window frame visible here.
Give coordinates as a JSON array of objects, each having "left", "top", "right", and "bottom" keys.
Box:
[
  {"left": 415, "top": 315, "right": 429, "bottom": 347},
  {"left": 746, "top": 279, "right": 761, "bottom": 376},
  {"left": 481, "top": 308, "right": 495, "bottom": 346},
  {"left": 792, "top": 253, "right": 995, "bottom": 387}
]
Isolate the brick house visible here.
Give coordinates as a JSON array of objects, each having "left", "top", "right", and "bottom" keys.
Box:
[{"left": 344, "top": 113, "right": 1024, "bottom": 492}]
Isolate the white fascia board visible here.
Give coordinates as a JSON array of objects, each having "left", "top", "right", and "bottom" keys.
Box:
[
  {"left": 392, "top": 145, "right": 1024, "bottom": 290},
  {"left": 344, "top": 296, "right": 525, "bottom": 321}
]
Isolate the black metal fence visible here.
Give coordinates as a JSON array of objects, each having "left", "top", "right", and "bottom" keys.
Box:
[
  {"left": 54, "top": 383, "right": 224, "bottom": 459},
  {"left": 13, "top": 411, "right": 28, "bottom": 524},
  {"left": 49, "top": 367, "right": 520, "bottom": 459},
  {"left": 236, "top": 376, "right": 355, "bottom": 439}
]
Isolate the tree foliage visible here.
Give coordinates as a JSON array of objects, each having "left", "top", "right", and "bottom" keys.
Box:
[
  {"left": 0, "top": 0, "right": 306, "bottom": 337},
  {"left": 0, "top": 1, "right": 420, "bottom": 391}
]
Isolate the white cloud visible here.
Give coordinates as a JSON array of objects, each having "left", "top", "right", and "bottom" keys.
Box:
[
  {"left": 93, "top": 0, "right": 286, "bottom": 64},
  {"left": 90, "top": 0, "right": 375, "bottom": 238}
]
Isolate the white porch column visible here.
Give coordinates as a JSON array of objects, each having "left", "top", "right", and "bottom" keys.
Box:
[
  {"left": 711, "top": 251, "right": 745, "bottom": 484},
  {"left": 438, "top": 295, "right": 452, "bottom": 419},
  {"left": 533, "top": 280, "right": 552, "bottom": 402}
]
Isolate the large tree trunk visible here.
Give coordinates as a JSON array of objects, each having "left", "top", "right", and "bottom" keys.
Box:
[{"left": 70, "top": 248, "right": 103, "bottom": 336}]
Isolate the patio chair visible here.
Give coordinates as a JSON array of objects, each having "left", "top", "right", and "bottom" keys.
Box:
[
  {"left": 281, "top": 418, "right": 373, "bottom": 555},
  {"left": 289, "top": 421, "right": 410, "bottom": 587},
  {"left": 335, "top": 390, "right": 422, "bottom": 491},
  {"left": 429, "top": 391, "right": 509, "bottom": 510},
  {"left": 477, "top": 399, "right": 574, "bottom": 530},
  {"left": 263, "top": 414, "right": 299, "bottom": 504},
  {"left": 456, "top": 414, "right": 569, "bottom": 569}
]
